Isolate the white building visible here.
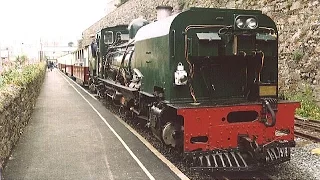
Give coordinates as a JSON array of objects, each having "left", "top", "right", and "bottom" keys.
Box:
[
  {"left": 0, "top": 47, "right": 14, "bottom": 73},
  {"left": 39, "top": 46, "right": 77, "bottom": 62},
  {"left": 0, "top": 48, "right": 10, "bottom": 61}
]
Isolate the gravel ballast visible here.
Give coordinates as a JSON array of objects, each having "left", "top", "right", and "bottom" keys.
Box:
[{"left": 266, "top": 138, "right": 320, "bottom": 180}]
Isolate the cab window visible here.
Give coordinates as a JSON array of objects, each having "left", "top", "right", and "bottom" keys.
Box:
[{"left": 104, "top": 31, "right": 114, "bottom": 44}]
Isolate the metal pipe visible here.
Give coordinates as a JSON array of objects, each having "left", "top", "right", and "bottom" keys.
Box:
[{"left": 264, "top": 100, "right": 276, "bottom": 127}]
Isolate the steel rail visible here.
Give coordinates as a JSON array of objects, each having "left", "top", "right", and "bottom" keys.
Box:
[
  {"left": 294, "top": 117, "right": 320, "bottom": 142},
  {"left": 294, "top": 131, "right": 320, "bottom": 142}
]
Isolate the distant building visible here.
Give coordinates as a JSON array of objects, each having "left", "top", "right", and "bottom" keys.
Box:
[
  {"left": 0, "top": 49, "right": 9, "bottom": 60},
  {"left": 0, "top": 47, "right": 14, "bottom": 73},
  {"left": 0, "top": 47, "right": 13, "bottom": 62},
  {"left": 39, "top": 46, "right": 77, "bottom": 62}
]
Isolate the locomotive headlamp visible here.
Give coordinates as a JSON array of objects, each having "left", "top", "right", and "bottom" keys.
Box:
[
  {"left": 246, "top": 18, "right": 258, "bottom": 29},
  {"left": 236, "top": 18, "right": 245, "bottom": 29},
  {"left": 175, "top": 62, "right": 188, "bottom": 86},
  {"left": 235, "top": 16, "right": 258, "bottom": 30}
]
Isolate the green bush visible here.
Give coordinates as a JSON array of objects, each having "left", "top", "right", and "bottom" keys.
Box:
[
  {"left": 15, "top": 55, "right": 28, "bottom": 67},
  {"left": 285, "top": 87, "right": 320, "bottom": 120},
  {"left": 0, "top": 62, "right": 46, "bottom": 89},
  {"left": 178, "top": 0, "right": 186, "bottom": 10}
]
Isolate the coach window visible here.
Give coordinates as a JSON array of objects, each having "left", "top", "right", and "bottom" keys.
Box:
[{"left": 104, "top": 31, "right": 114, "bottom": 45}]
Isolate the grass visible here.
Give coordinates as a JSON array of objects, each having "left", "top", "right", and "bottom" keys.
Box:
[
  {"left": 284, "top": 87, "right": 320, "bottom": 120},
  {"left": 292, "top": 50, "right": 304, "bottom": 62}
]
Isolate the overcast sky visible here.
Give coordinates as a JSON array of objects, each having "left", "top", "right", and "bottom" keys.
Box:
[{"left": 0, "top": 0, "right": 109, "bottom": 47}]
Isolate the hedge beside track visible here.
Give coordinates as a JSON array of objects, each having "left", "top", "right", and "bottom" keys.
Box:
[{"left": 0, "top": 62, "right": 46, "bottom": 170}]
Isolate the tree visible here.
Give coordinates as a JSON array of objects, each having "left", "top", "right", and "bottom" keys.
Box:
[
  {"left": 15, "top": 55, "right": 28, "bottom": 67},
  {"left": 68, "top": 42, "right": 74, "bottom": 47}
]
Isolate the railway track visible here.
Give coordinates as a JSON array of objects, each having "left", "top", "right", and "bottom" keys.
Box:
[{"left": 295, "top": 117, "right": 320, "bottom": 142}]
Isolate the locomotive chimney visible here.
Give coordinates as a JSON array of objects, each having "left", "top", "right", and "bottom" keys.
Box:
[{"left": 156, "top": 6, "right": 173, "bottom": 20}]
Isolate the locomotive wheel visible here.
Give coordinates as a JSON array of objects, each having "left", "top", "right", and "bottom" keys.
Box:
[
  {"left": 151, "top": 119, "right": 162, "bottom": 142},
  {"left": 119, "top": 106, "right": 132, "bottom": 119},
  {"left": 118, "top": 106, "right": 126, "bottom": 118},
  {"left": 162, "top": 122, "right": 179, "bottom": 147}
]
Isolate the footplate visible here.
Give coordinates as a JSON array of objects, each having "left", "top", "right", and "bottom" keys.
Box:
[{"left": 185, "top": 142, "right": 293, "bottom": 172}]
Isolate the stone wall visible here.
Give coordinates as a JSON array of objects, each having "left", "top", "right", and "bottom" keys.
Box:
[
  {"left": 233, "top": 0, "right": 320, "bottom": 99},
  {"left": 82, "top": 0, "right": 320, "bottom": 99},
  {"left": 0, "top": 68, "right": 45, "bottom": 171}
]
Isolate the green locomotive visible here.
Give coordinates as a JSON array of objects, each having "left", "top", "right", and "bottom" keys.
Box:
[{"left": 90, "top": 6, "right": 300, "bottom": 171}]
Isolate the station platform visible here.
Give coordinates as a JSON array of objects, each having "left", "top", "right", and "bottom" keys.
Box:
[{"left": 3, "top": 69, "right": 186, "bottom": 180}]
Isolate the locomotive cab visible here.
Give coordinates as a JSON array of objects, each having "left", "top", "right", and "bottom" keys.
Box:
[{"left": 89, "top": 25, "right": 130, "bottom": 94}]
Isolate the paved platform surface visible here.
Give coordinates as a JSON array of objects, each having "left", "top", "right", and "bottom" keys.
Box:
[{"left": 3, "top": 69, "right": 182, "bottom": 180}]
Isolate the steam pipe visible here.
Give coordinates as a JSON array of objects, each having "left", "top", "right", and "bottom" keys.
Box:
[{"left": 263, "top": 100, "right": 276, "bottom": 127}]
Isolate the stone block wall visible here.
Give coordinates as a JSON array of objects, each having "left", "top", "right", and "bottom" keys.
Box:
[
  {"left": 81, "top": 0, "right": 180, "bottom": 46},
  {"left": 0, "top": 68, "right": 46, "bottom": 171}
]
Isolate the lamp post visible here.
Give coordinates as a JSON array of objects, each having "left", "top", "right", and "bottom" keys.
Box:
[
  {"left": 6, "top": 47, "right": 9, "bottom": 61},
  {"left": 40, "top": 38, "right": 44, "bottom": 62},
  {"left": 21, "top": 42, "right": 24, "bottom": 55}
]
